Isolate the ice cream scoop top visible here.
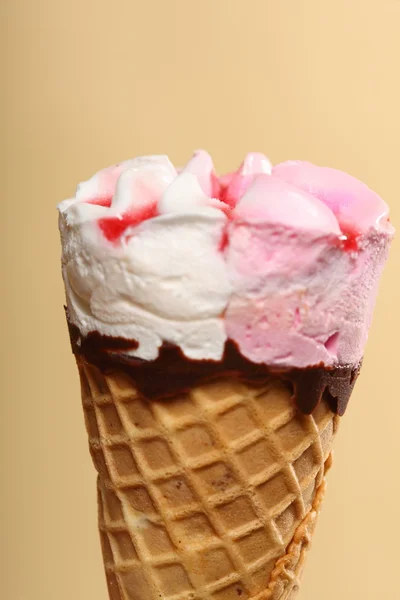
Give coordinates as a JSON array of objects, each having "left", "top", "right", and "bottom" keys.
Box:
[{"left": 58, "top": 151, "right": 393, "bottom": 369}]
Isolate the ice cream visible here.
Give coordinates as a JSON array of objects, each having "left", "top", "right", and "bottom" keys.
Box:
[
  {"left": 59, "top": 150, "right": 393, "bottom": 600},
  {"left": 59, "top": 150, "right": 393, "bottom": 368}
]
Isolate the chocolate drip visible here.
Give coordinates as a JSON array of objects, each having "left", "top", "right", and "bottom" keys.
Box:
[{"left": 67, "top": 317, "right": 360, "bottom": 416}]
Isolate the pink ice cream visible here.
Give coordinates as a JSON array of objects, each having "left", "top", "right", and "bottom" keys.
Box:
[{"left": 58, "top": 151, "right": 393, "bottom": 368}]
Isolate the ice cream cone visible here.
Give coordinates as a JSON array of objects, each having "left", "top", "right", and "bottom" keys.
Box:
[
  {"left": 78, "top": 356, "right": 339, "bottom": 600},
  {"left": 58, "top": 151, "right": 393, "bottom": 599}
]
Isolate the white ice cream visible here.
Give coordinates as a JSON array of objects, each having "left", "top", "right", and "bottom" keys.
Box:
[{"left": 59, "top": 155, "right": 231, "bottom": 360}]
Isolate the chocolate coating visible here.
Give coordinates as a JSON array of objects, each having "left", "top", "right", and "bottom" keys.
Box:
[{"left": 67, "top": 315, "right": 360, "bottom": 416}]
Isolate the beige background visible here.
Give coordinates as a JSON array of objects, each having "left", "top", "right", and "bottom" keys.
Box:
[{"left": 2, "top": 1, "right": 400, "bottom": 598}]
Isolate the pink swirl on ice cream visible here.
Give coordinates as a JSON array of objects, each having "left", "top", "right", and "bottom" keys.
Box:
[{"left": 58, "top": 151, "right": 393, "bottom": 366}]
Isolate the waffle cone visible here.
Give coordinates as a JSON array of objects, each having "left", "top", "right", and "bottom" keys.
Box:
[{"left": 77, "top": 356, "right": 339, "bottom": 600}]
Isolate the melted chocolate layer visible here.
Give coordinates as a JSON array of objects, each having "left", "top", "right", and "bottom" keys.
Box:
[{"left": 67, "top": 318, "right": 360, "bottom": 416}]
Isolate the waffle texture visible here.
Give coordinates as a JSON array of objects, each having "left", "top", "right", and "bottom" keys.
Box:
[{"left": 77, "top": 357, "right": 339, "bottom": 600}]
